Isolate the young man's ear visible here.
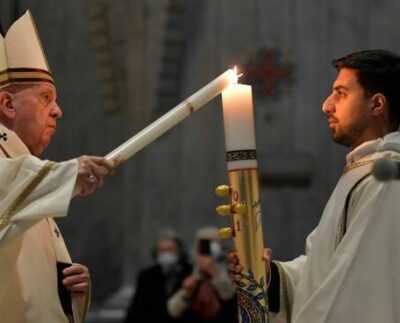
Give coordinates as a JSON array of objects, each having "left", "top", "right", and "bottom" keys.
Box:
[
  {"left": 0, "top": 91, "right": 16, "bottom": 120},
  {"left": 370, "top": 93, "right": 387, "bottom": 116}
]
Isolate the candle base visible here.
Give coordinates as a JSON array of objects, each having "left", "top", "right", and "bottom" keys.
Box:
[{"left": 228, "top": 169, "right": 269, "bottom": 323}]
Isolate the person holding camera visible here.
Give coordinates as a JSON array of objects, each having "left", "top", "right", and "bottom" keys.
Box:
[
  {"left": 167, "top": 226, "right": 237, "bottom": 323},
  {"left": 123, "top": 229, "right": 192, "bottom": 323}
]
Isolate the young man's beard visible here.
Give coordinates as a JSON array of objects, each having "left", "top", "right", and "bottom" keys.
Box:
[{"left": 331, "top": 123, "right": 366, "bottom": 148}]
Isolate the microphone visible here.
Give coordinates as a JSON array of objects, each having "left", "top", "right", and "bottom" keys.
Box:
[{"left": 372, "top": 158, "right": 400, "bottom": 181}]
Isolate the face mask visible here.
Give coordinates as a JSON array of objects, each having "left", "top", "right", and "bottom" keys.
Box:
[
  {"left": 157, "top": 251, "right": 178, "bottom": 269},
  {"left": 210, "top": 241, "right": 222, "bottom": 260}
]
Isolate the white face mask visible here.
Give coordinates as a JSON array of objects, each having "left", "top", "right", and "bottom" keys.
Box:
[
  {"left": 210, "top": 241, "right": 222, "bottom": 260},
  {"left": 157, "top": 251, "right": 178, "bottom": 269}
]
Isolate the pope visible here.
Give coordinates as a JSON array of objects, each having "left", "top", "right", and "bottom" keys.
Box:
[{"left": 0, "top": 11, "right": 115, "bottom": 323}]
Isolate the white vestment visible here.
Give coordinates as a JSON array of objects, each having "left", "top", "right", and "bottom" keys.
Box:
[
  {"left": 0, "top": 124, "right": 89, "bottom": 323},
  {"left": 272, "top": 131, "right": 400, "bottom": 323}
]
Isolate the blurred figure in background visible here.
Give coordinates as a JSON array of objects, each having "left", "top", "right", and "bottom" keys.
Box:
[
  {"left": 167, "top": 226, "right": 238, "bottom": 323},
  {"left": 123, "top": 229, "right": 192, "bottom": 323}
]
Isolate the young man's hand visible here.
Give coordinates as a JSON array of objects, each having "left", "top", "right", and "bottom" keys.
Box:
[{"left": 227, "top": 248, "right": 273, "bottom": 285}]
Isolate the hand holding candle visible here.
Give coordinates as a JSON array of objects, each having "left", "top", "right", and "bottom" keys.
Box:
[{"left": 105, "top": 68, "right": 238, "bottom": 164}]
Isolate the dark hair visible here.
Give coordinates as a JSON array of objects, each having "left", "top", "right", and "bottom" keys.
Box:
[{"left": 332, "top": 49, "right": 400, "bottom": 127}]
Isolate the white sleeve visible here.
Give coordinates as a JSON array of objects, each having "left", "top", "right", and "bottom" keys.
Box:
[
  {"left": 0, "top": 155, "right": 78, "bottom": 246},
  {"left": 270, "top": 229, "right": 315, "bottom": 323},
  {"left": 277, "top": 227, "right": 315, "bottom": 285}
]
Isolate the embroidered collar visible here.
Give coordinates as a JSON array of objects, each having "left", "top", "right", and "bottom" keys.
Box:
[{"left": 346, "top": 132, "right": 400, "bottom": 165}]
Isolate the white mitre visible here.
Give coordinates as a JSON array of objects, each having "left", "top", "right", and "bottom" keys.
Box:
[{"left": 0, "top": 10, "right": 54, "bottom": 89}]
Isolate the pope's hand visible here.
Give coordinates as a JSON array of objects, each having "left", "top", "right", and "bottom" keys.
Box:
[
  {"left": 62, "top": 263, "right": 91, "bottom": 298},
  {"left": 75, "top": 156, "right": 115, "bottom": 196},
  {"left": 227, "top": 248, "right": 273, "bottom": 285}
]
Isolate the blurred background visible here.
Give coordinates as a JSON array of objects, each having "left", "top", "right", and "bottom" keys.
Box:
[{"left": 1, "top": 0, "right": 400, "bottom": 321}]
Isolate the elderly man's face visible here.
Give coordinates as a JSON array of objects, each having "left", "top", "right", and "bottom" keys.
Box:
[{"left": 10, "top": 83, "right": 62, "bottom": 156}]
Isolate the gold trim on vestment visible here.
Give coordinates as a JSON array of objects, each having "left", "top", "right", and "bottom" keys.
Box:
[
  {"left": 343, "top": 160, "right": 374, "bottom": 173},
  {"left": 275, "top": 261, "right": 291, "bottom": 323},
  {"left": 0, "top": 161, "right": 56, "bottom": 231},
  {"left": 343, "top": 152, "right": 400, "bottom": 174}
]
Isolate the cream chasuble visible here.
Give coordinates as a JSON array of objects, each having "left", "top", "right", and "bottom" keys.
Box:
[
  {"left": 271, "top": 131, "right": 400, "bottom": 323},
  {"left": 0, "top": 124, "right": 89, "bottom": 323}
]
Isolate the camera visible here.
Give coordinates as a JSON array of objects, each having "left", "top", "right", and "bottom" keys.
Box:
[{"left": 198, "top": 239, "right": 211, "bottom": 255}]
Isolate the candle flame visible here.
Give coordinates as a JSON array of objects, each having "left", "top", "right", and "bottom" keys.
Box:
[{"left": 232, "top": 66, "right": 243, "bottom": 85}]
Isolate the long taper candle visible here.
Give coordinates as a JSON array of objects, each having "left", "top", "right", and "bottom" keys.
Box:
[{"left": 105, "top": 68, "right": 238, "bottom": 163}]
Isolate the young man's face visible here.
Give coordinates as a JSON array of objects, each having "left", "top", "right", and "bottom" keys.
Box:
[
  {"left": 322, "top": 68, "right": 375, "bottom": 149},
  {"left": 11, "top": 83, "right": 62, "bottom": 156}
]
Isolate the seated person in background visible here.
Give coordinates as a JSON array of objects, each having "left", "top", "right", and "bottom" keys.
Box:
[
  {"left": 167, "top": 226, "right": 238, "bottom": 323},
  {"left": 123, "top": 229, "right": 192, "bottom": 323}
]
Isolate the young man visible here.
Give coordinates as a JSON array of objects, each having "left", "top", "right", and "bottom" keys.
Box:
[
  {"left": 0, "top": 11, "right": 115, "bottom": 323},
  {"left": 229, "top": 49, "right": 400, "bottom": 322}
]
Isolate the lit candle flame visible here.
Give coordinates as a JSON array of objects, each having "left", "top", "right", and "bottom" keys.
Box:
[{"left": 232, "top": 66, "right": 243, "bottom": 85}]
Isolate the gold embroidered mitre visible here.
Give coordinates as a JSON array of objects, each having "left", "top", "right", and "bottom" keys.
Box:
[{"left": 0, "top": 10, "right": 54, "bottom": 89}]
